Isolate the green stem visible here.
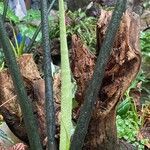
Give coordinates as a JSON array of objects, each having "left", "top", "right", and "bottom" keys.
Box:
[
  {"left": 40, "top": 0, "right": 56, "bottom": 149},
  {"left": 70, "top": 0, "right": 127, "bottom": 149},
  {"left": 0, "top": 15, "right": 42, "bottom": 150}
]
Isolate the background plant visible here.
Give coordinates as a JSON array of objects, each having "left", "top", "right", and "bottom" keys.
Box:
[
  {"left": 140, "top": 31, "right": 150, "bottom": 103},
  {"left": 116, "top": 76, "right": 143, "bottom": 149},
  {"left": 0, "top": 2, "right": 19, "bottom": 23},
  {"left": 116, "top": 30, "right": 150, "bottom": 149},
  {"left": 66, "top": 9, "right": 97, "bottom": 52},
  {"left": 140, "top": 31, "right": 150, "bottom": 61},
  {"left": 143, "top": 0, "right": 150, "bottom": 10},
  {"left": 18, "top": 9, "right": 42, "bottom": 42},
  {"left": 9, "top": 27, "right": 26, "bottom": 57},
  {"left": 49, "top": 9, "right": 97, "bottom": 52}
]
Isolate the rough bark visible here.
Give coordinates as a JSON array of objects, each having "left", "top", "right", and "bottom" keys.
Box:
[{"left": 83, "top": 108, "right": 118, "bottom": 150}]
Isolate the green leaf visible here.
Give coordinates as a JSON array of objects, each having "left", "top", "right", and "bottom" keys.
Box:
[
  {"left": 117, "top": 98, "right": 131, "bottom": 116},
  {"left": 0, "top": 2, "right": 19, "bottom": 23},
  {"left": 23, "top": 9, "right": 41, "bottom": 23},
  {"left": 18, "top": 24, "right": 42, "bottom": 41}
]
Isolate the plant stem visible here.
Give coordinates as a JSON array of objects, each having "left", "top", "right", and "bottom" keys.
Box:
[
  {"left": 59, "top": 0, "right": 73, "bottom": 149},
  {"left": 0, "top": 15, "right": 42, "bottom": 150},
  {"left": 40, "top": 0, "right": 56, "bottom": 150},
  {"left": 25, "top": 0, "right": 56, "bottom": 53},
  {"left": 70, "top": 0, "right": 127, "bottom": 149}
]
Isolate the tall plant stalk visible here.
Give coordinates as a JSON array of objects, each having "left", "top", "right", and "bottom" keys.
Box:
[
  {"left": 0, "top": 15, "right": 42, "bottom": 150},
  {"left": 70, "top": 0, "right": 127, "bottom": 149},
  {"left": 59, "top": 0, "right": 73, "bottom": 149},
  {"left": 40, "top": 0, "right": 56, "bottom": 150},
  {"left": 25, "top": 0, "right": 56, "bottom": 53}
]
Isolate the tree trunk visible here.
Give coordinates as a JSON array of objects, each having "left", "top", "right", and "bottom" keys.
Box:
[
  {"left": 84, "top": 10, "right": 141, "bottom": 150},
  {"left": 83, "top": 108, "right": 118, "bottom": 150},
  {"left": 71, "top": 9, "right": 141, "bottom": 149}
]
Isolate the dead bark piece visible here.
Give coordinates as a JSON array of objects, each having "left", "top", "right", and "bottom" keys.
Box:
[
  {"left": 0, "top": 54, "right": 41, "bottom": 118},
  {"left": 71, "top": 35, "right": 96, "bottom": 105},
  {"left": 0, "top": 54, "right": 44, "bottom": 145},
  {"left": 95, "top": 9, "right": 141, "bottom": 115},
  {"left": 71, "top": 9, "right": 141, "bottom": 149},
  {"left": 32, "top": 79, "right": 46, "bottom": 145},
  {"left": 0, "top": 55, "right": 61, "bottom": 147},
  {"left": 32, "top": 77, "right": 61, "bottom": 145}
]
